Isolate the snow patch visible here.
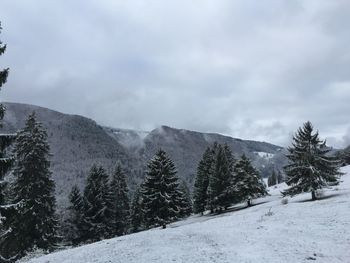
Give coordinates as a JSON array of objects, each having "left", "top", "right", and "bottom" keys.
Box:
[{"left": 254, "top": 151, "right": 275, "bottom": 159}]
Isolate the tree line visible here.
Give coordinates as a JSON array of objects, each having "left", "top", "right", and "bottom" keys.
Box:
[{"left": 193, "top": 143, "right": 267, "bottom": 214}]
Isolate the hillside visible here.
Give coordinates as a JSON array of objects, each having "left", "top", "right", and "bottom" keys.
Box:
[
  {"left": 1, "top": 102, "right": 286, "bottom": 209},
  {"left": 1, "top": 102, "right": 136, "bottom": 210},
  {"left": 21, "top": 166, "right": 350, "bottom": 263}
]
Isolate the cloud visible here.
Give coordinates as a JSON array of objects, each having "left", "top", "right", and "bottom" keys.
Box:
[{"left": 0, "top": 0, "right": 349, "bottom": 147}]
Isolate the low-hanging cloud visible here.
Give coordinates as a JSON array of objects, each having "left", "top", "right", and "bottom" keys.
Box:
[{"left": 0, "top": 0, "right": 349, "bottom": 147}]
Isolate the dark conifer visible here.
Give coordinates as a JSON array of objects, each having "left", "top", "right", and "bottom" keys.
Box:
[
  {"left": 177, "top": 181, "right": 193, "bottom": 218},
  {"left": 1, "top": 113, "right": 58, "bottom": 260},
  {"left": 283, "top": 121, "right": 341, "bottom": 200},
  {"left": 233, "top": 154, "right": 267, "bottom": 207},
  {"left": 130, "top": 187, "right": 144, "bottom": 233},
  {"left": 207, "top": 144, "right": 235, "bottom": 212},
  {"left": 141, "top": 149, "right": 181, "bottom": 229},
  {"left": 82, "top": 165, "right": 113, "bottom": 242},
  {"left": 193, "top": 147, "right": 213, "bottom": 214},
  {"left": 110, "top": 164, "right": 130, "bottom": 236},
  {"left": 67, "top": 185, "right": 84, "bottom": 245},
  {"left": 268, "top": 170, "right": 277, "bottom": 187}
]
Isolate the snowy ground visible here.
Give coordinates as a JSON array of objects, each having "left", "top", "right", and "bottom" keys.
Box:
[{"left": 22, "top": 167, "right": 350, "bottom": 263}]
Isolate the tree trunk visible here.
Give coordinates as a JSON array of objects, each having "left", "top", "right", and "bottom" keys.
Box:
[
  {"left": 247, "top": 199, "right": 251, "bottom": 207},
  {"left": 162, "top": 224, "right": 166, "bottom": 229},
  {"left": 311, "top": 190, "right": 317, "bottom": 201}
]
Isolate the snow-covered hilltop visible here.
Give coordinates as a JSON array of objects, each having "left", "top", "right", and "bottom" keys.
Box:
[{"left": 22, "top": 166, "right": 350, "bottom": 263}]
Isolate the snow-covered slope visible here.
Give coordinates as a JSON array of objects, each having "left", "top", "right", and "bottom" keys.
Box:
[{"left": 22, "top": 167, "right": 350, "bottom": 263}]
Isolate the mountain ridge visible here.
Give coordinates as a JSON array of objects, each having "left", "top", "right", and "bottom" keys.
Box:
[{"left": 0, "top": 102, "right": 287, "bottom": 211}]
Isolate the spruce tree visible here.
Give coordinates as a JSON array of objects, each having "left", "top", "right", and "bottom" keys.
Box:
[
  {"left": 82, "top": 165, "right": 114, "bottom": 242},
  {"left": 141, "top": 149, "right": 181, "bottom": 229},
  {"left": 177, "top": 181, "right": 193, "bottom": 217},
  {"left": 130, "top": 187, "right": 144, "bottom": 233},
  {"left": 233, "top": 154, "right": 267, "bottom": 207},
  {"left": 67, "top": 185, "right": 84, "bottom": 245},
  {"left": 0, "top": 23, "right": 16, "bottom": 260},
  {"left": 207, "top": 144, "right": 235, "bottom": 212},
  {"left": 268, "top": 170, "right": 277, "bottom": 187},
  {"left": 1, "top": 113, "right": 58, "bottom": 260},
  {"left": 193, "top": 147, "right": 213, "bottom": 214},
  {"left": 283, "top": 121, "right": 341, "bottom": 201},
  {"left": 277, "top": 170, "right": 284, "bottom": 184},
  {"left": 110, "top": 164, "right": 130, "bottom": 236}
]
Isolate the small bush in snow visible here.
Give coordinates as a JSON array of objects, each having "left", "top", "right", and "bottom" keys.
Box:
[
  {"left": 334, "top": 187, "right": 339, "bottom": 191},
  {"left": 265, "top": 208, "right": 273, "bottom": 216},
  {"left": 281, "top": 198, "right": 288, "bottom": 205}
]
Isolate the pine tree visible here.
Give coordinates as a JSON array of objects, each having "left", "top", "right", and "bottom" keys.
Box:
[
  {"left": 193, "top": 147, "right": 213, "bottom": 214},
  {"left": 141, "top": 149, "right": 181, "bottom": 229},
  {"left": 0, "top": 113, "right": 58, "bottom": 260},
  {"left": 0, "top": 23, "right": 16, "bottom": 261},
  {"left": 177, "top": 181, "right": 193, "bottom": 217},
  {"left": 82, "top": 164, "right": 114, "bottom": 242},
  {"left": 283, "top": 121, "right": 341, "bottom": 201},
  {"left": 130, "top": 186, "right": 144, "bottom": 233},
  {"left": 233, "top": 154, "right": 267, "bottom": 207},
  {"left": 67, "top": 185, "right": 84, "bottom": 245},
  {"left": 207, "top": 144, "right": 235, "bottom": 212},
  {"left": 277, "top": 170, "right": 284, "bottom": 184},
  {"left": 268, "top": 170, "right": 277, "bottom": 187},
  {"left": 110, "top": 164, "right": 130, "bottom": 237}
]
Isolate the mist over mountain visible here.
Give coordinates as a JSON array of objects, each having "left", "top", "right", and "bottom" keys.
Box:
[{"left": 1, "top": 102, "right": 288, "bottom": 211}]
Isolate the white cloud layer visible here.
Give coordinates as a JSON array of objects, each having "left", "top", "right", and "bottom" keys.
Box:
[{"left": 1, "top": 0, "right": 350, "bottom": 147}]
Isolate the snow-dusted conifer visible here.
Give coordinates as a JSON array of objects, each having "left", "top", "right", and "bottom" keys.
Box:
[
  {"left": 207, "top": 144, "right": 235, "bottom": 212},
  {"left": 110, "top": 164, "right": 130, "bottom": 236},
  {"left": 283, "top": 121, "right": 341, "bottom": 200},
  {"left": 233, "top": 154, "right": 267, "bottom": 207},
  {"left": 130, "top": 186, "right": 144, "bottom": 233},
  {"left": 277, "top": 170, "right": 284, "bottom": 184},
  {"left": 268, "top": 170, "right": 277, "bottom": 187},
  {"left": 82, "top": 165, "right": 114, "bottom": 242},
  {"left": 0, "top": 23, "right": 16, "bottom": 261},
  {"left": 141, "top": 149, "right": 181, "bottom": 229},
  {"left": 68, "top": 185, "right": 84, "bottom": 245},
  {"left": 193, "top": 147, "right": 213, "bottom": 214},
  {"left": 177, "top": 181, "right": 193, "bottom": 217},
  {"left": 0, "top": 113, "right": 58, "bottom": 260}
]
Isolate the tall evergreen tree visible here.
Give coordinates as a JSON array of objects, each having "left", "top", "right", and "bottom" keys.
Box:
[
  {"left": 0, "top": 22, "right": 16, "bottom": 247},
  {"left": 110, "top": 164, "right": 130, "bottom": 236},
  {"left": 177, "top": 181, "right": 193, "bottom": 218},
  {"left": 130, "top": 186, "right": 144, "bottom": 233},
  {"left": 0, "top": 113, "right": 58, "bottom": 260},
  {"left": 67, "top": 185, "right": 84, "bottom": 245},
  {"left": 193, "top": 147, "right": 213, "bottom": 214},
  {"left": 232, "top": 154, "right": 267, "bottom": 207},
  {"left": 267, "top": 170, "right": 277, "bottom": 187},
  {"left": 283, "top": 121, "right": 341, "bottom": 201},
  {"left": 277, "top": 170, "right": 284, "bottom": 184},
  {"left": 207, "top": 144, "right": 235, "bottom": 212},
  {"left": 141, "top": 149, "right": 181, "bottom": 229},
  {"left": 82, "top": 165, "right": 114, "bottom": 242}
]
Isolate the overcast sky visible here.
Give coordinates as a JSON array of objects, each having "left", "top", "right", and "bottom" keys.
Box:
[{"left": 1, "top": 0, "right": 350, "bottom": 147}]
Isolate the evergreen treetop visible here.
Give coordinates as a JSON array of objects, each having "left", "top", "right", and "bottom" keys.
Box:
[
  {"left": 193, "top": 146, "right": 213, "bottom": 214},
  {"left": 110, "top": 164, "right": 130, "bottom": 236},
  {"left": 141, "top": 149, "right": 181, "bottom": 229},
  {"left": 1, "top": 112, "right": 58, "bottom": 260},
  {"left": 233, "top": 154, "right": 267, "bottom": 206},
  {"left": 207, "top": 144, "right": 235, "bottom": 212},
  {"left": 283, "top": 121, "right": 341, "bottom": 200}
]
